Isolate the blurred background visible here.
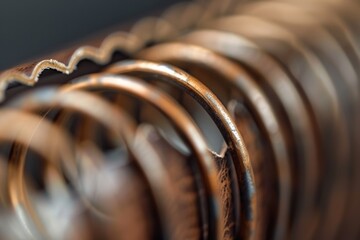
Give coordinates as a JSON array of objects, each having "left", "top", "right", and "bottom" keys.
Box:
[{"left": 0, "top": 0, "right": 181, "bottom": 70}]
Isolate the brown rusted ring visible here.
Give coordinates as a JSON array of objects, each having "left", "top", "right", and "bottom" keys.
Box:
[
  {"left": 104, "top": 61, "right": 255, "bottom": 240},
  {"left": 137, "top": 42, "right": 292, "bottom": 240}
]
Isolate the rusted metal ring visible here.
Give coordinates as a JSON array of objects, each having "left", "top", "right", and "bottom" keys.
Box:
[{"left": 104, "top": 61, "right": 255, "bottom": 240}]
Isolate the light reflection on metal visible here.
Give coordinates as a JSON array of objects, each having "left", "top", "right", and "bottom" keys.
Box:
[{"left": 0, "top": 0, "right": 359, "bottom": 240}]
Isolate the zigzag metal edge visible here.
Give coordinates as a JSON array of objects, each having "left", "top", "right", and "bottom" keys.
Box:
[
  {"left": 0, "top": 32, "right": 144, "bottom": 100},
  {"left": 0, "top": 0, "right": 227, "bottom": 100}
]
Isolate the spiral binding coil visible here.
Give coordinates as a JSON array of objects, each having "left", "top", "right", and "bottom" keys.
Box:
[{"left": 0, "top": 0, "right": 359, "bottom": 240}]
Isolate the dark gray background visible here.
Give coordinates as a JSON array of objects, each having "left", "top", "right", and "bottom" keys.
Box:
[{"left": 0, "top": 0, "right": 181, "bottom": 70}]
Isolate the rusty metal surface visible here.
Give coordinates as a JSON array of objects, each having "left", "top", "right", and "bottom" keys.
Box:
[{"left": 0, "top": 0, "right": 359, "bottom": 240}]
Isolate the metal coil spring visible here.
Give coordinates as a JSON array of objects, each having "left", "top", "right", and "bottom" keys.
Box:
[{"left": 0, "top": 0, "right": 359, "bottom": 240}]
